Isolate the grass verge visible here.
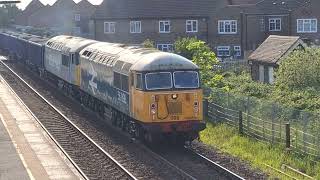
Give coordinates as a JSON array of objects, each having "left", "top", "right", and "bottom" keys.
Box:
[{"left": 200, "top": 122, "right": 320, "bottom": 179}]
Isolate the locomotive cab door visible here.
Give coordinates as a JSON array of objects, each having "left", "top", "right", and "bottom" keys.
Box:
[{"left": 69, "top": 53, "right": 80, "bottom": 86}]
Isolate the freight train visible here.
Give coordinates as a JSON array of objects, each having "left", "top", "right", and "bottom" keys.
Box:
[{"left": 0, "top": 30, "right": 205, "bottom": 144}]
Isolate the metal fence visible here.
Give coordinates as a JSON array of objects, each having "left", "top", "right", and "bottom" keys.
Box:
[
  {"left": 206, "top": 89, "right": 320, "bottom": 158},
  {"left": 214, "top": 59, "right": 249, "bottom": 72}
]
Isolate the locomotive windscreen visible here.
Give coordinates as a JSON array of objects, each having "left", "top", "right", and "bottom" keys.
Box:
[
  {"left": 173, "top": 71, "right": 199, "bottom": 88},
  {"left": 145, "top": 72, "right": 172, "bottom": 90}
]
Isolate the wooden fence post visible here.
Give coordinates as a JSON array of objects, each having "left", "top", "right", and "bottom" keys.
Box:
[
  {"left": 203, "top": 99, "right": 208, "bottom": 119},
  {"left": 285, "top": 123, "right": 291, "bottom": 150},
  {"left": 239, "top": 111, "right": 243, "bottom": 135}
]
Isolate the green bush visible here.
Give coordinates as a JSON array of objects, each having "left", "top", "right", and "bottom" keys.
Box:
[{"left": 174, "top": 37, "right": 223, "bottom": 88}]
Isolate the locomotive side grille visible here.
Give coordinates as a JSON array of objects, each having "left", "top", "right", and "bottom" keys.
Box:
[{"left": 168, "top": 102, "right": 182, "bottom": 114}]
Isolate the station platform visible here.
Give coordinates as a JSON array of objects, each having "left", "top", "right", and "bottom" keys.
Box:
[{"left": 0, "top": 75, "right": 82, "bottom": 180}]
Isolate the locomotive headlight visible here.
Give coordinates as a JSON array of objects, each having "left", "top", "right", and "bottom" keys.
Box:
[
  {"left": 172, "top": 94, "right": 178, "bottom": 99},
  {"left": 151, "top": 103, "right": 156, "bottom": 114},
  {"left": 194, "top": 101, "right": 199, "bottom": 113}
]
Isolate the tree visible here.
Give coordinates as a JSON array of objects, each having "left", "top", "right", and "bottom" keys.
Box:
[
  {"left": 174, "top": 37, "right": 222, "bottom": 87},
  {"left": 276, "top": 48, "right": 320, "bottom": 91},
  {"left": 0, "top": 4, "right": 20, "bottom": 27},
  {"left": 142, "top": 39, "right": 155, "bottom": 48}
]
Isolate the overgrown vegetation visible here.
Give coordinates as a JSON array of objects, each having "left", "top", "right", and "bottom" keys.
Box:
[
  {"left": 174, "top": 37, "right": 224, "bottom": 88},
  {"left": 221, "top": 48, "right": 320, "bottom": 113},
  {"left": 200, "top": 122, "right": 320, "bottom": 179},
  {"left": 142, "top": 39, "right": 155, "bottom": 48}
]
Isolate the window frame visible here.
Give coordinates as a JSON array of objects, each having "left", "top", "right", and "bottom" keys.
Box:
[
  {"left": 217, "top": 46, "right": 230, "bottom": 57},
  {"left": 74, "top": 13, "right": 80, "bottom": 21},
  {"left": 157, "top": 44, "right": 173, "bottom": 52},
  {"left": 218, "top": 20, "right": 237, "bottom": 34},
  {"left": 173, "top": 71, "right": 200, "bottom": 89},
  {"left": 104, "top": 22, "right": 116, "bottom": 34},
  {"left": 233, "top": 46, "right": 241, "bottom": 57},
  {"left": 297, "top": 19, "right": 318, "bottom": 33},
  {"left": 130, "top": 21, "right": 142, "bottom": 33},
  {"left": 269, "top": 18, "right": 281, "bottom": 31},
  {"left": 145, "top": 72, "right": 173, "bottom": 90},
  {"left": 186, "top": 20, "right": 198, "bottom": 33},
  {"left": 135, "top": 73, "right": 143, "bottom": 90},
  {"left": 159, "top": 20, "right": 171, "bottom": 33}
]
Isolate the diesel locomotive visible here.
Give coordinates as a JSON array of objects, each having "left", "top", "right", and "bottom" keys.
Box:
[{"left": 0, "top": 31, "right": 206, "bottom": 143}]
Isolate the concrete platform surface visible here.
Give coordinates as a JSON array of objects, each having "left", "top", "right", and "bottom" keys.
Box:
[{"left": 0, "top": 75, "right": 82, "bottom": 180}]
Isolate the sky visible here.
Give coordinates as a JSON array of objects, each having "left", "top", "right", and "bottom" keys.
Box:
[{"left": 16, "top": 0, "right": 103, "bottom": 10}]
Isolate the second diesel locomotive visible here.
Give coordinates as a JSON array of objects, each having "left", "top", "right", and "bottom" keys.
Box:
[{"left": 0, "top": 31, "right": 206, "bottom": 143}]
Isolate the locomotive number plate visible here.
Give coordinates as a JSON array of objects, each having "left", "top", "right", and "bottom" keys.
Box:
[{"left": 170, "top": 115, "right": 180, "bottom": 120}]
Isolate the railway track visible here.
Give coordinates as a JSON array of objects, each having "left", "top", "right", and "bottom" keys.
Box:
[
  {"left": 0, "top": 59, "right": 249, "bottom": 180},
  {"left": 0, "top": 60, "right": 137, "bottom": 180}
]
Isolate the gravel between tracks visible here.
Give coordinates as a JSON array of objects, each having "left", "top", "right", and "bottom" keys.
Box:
[{"left": 4, "top": 61, "right": 268, "bottom": 180}]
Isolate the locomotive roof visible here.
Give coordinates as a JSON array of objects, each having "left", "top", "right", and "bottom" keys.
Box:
[
  {"left": 0, "top": 31, "right": 48, "bottom": 45},
  {"left": 80, "top": 42, "right": 198, "bottom": 74},
  {"left": 130, "top": 52, "right": 199, "bottom": 71},
  {"left": 46, "top": 35, "right": 97, "bottom": 53}
]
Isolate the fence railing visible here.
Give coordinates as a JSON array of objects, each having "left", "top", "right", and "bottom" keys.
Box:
[
  {"left": 206, "top": 89, "right": 320, "bottom": 158},
  {"left": 214, "top": 59, "right": 249, "bottom": 72}
]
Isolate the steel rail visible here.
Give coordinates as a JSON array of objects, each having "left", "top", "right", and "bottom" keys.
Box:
[
  {"left": 0, "top": 60, "right": 138, "bottom": 180},
  {"left": 184, "top": 146, "right": 246, "bottom": 180}
]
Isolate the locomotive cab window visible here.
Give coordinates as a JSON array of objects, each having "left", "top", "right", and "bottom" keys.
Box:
[
  {"left": 145, "top": 72, "right": 172, "bottom": 90},
  {"left": 114, "top": 72, "right": 121, "bottom": 89},
  {"left": 135, "top": 73, "right": 143, "bottom": 90},
  {"left": 114, "top": 72, "right": 129, "bottom": 92},
  {"left": 71, "top": 54, "right": 75, "bottom": 64},
  {"left": 62, "top": 54, "right": 69, "bottom": 67},
  {"left": 173, "top": 71, "right": 199, "bottom": 88},
  {"left": 121, "top": 75, "right": 129, "bottom": 92}
]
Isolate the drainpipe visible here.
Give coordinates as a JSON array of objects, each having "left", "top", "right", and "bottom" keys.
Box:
[
  {"left": 240, "top": 12, "right": 244, "bottom": 56},
  {"left": 288, "top": 10, "right": 292, "bottom": 36}
]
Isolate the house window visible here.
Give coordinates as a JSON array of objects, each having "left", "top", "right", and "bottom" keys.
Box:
[
  {"left": 218, "top": 20, "right": 237, "bottom": 34},
  {"left": 104, "top": 22, "right": 116, "bottom": 33},
  {"left": 159, "top": 21, "right": 170, "bottom": 33},
  {"left": 186, "top": 20, "right": 198, "bottom": 32},
  {"left": 157, "top": 44, "right": 173, "bottom": 52},
  {"left": 297, "top": 19, "right": 317, "bottom": 33},
  {"left": 234, "top": 46, "right": 241, "bottom": 57},
  {"left": 217, "top": 46, "right": 230, "bottom": 56},
  {"left": 269, "top": 18, "right": 281, "bottom": 31},
  {"left": 130, "top": 21, "right": 141, "bottom": 33},
  {"left": 74, "top": 14, "right": 80, "bottom": 21}
]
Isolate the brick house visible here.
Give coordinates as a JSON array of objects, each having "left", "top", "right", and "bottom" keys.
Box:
[
  {"left": 15, "top": 0, "right": 44, "bottom": 26},
  {"left": 90, "top": 0, "right": 319, "bottom": 57},
  {"left": 91, "top": 0, "right": 229, "bottom": 51},
  {"left": 25, "top": 0, "right": 96, "bottom": 37},
  {"left": 215, "top": 0, "right": 320, "bottom": 59},
  {"left": 291, "top": 0, "right": 320, "bottom": 45},
  {"left": 27, "top": 4, "right": 50, "bottom": 28},
  {"left": 72, "top": 0, "right": 97, "bottom": 38},
  {"left": 27, "top": 0, "right": 76, "bottom": 34}
]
